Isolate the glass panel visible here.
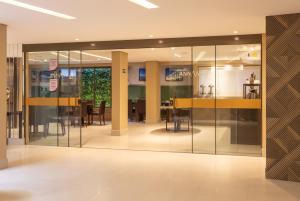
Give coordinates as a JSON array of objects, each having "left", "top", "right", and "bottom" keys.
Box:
[
  {"left": 192, "top": 46, "right": 216, "bottom": 154},
  {"left": 28, "top": 51, "right": 59, "bottom": 146},
  {"left": 215, "top": 44, "right": 262, "bottom": 156},
  {"left": 57, "top": 51, "right": 71, "bottom": 147},
  {"left": 125, "top": 47, "right": 193, "bottom": 152},
  {"left": 67, "top": 51, "right": 81, "bottom": 147},
  {"left": 81, "top": 50, "right": 112, "bottom": 148}
]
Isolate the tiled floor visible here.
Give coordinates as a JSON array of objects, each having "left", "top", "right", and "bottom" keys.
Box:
[
  {"left": 29, "top": 122, "right": 261, "bottom": 155},
  {"left": 0, "top": 145, "right": 299, "bottom": 201}
]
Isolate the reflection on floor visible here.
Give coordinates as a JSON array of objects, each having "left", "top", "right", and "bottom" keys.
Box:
[
  {"left": 29, "top": 122, "right": 261, "bottom": 156},
  {"left": 1, "top": 145, "right": 299, "bottom": 201}
]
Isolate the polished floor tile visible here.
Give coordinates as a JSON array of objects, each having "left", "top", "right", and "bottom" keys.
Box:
[
  {"left": 29, "top": 122, "right": 261, "bottom": 156},
  {"left": 0, "top": 145, "right": 299, "bottom": 201}
]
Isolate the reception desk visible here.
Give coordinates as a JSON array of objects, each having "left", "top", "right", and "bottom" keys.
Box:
[
  {"left": 174, "top": 98, "right": 261, "bottom": 109},
  {"left": 26, "top": 97, "right": 80, "bottom": 107}
]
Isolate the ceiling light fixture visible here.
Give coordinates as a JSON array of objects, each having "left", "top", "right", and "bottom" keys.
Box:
[
  {"left": 75, "top": 38, "right": 79, "bottom": 41},
  {"left": 73, "top": 51, "right": 111, "bottom": 61},
  {"left": 128, "top": 0, "right": 159, "bottom": 9},
  {"left": 0, "top": 0, "right": 76, "bottom": 20},
  {"left": 174, "top": 53, "right": 182, "bottom": 58},
  {"left": 194, "top": 51, "right": 207, "bottom": 61},
  {"left": 233, "top": 30, "right": 239, "bottom": 34},
  {"left": 51, "top": 52, "right": 78, "bottom": 62}
]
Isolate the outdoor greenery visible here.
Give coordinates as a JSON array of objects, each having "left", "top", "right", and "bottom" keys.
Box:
[{"left": 81, "top": 68, "right": 111, "bottom": 107}]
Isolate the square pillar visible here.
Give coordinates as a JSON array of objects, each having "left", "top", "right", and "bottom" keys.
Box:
[
  {"left": 146, "top": 61, "right": 161, "bottom": 123},
  {"left": 0, "top": 24, "right": 7, "bottom": 169},
  {"left": 111, "top": 51, "right": 128, "bottom": 135}
]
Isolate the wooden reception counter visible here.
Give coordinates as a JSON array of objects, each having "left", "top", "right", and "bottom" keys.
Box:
[
  {"left": 26, "top": 97, "right": 80, "bottom": 107},
  {"left": 26, "top": 97, "right": 261, "bottom": 109},
  {"left": 174, "top": 98, "right": 261, "bottom": 109}
]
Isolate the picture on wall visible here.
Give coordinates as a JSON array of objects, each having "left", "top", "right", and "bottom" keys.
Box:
[
  {"left": 165, "top": 68, "right": 183, "bottom": 81},
  {"left": 139, "top": 68, "right": 146, "bottom": 81}
]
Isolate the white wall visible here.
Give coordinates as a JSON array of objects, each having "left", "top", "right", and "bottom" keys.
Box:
[
  {"left": 198, "top": 66, "right": 261, "bottom": 97},
  {"left": 128, "top": 65, "right": 145, "bottom": 86},
  {"left": 128, "top": 65, "right": 192, "bottom": 86}
]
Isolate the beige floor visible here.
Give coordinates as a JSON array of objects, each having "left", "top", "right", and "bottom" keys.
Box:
[
  {"left": 29, "top": 122, "right": 261, "bottom": 156},
  {"left": 0, "top": 145, "right": 299, "bottom": 201}
]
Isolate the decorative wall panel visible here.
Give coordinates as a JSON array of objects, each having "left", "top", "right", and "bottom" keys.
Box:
[{"left": 266, "top": 13, "right": 300, "bottom": 182}]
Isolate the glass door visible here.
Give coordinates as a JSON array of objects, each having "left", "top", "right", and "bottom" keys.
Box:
[
  {"left": 66, "top": 51, "right": 82, "bottom": 147},
  {"left": 56, "top": 51, "right": 81, "bottom": 147},
  {"left": 27, "top": 51, "right": 59, "bottom": 146},
  {"left": 215, "top": 44, "right": 262, "bottom": 156},
  {"left": 192, "top": 46, "right": 216, "bottom": 154}
]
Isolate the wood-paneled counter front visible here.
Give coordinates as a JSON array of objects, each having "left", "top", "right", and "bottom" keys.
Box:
[
  {"left": 175, "top": 98, "right": 261, "bottom": 109},
  {"left": 26, "top": 98, "right": 80, "bottom": 107}
]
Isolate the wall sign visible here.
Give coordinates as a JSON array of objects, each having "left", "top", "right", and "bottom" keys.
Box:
[
  {"left": 49, "top": 79, "right": 58, "bottom": 92},
  {"left": 49, "top": 59, "right": 58, "bottom": 71}
]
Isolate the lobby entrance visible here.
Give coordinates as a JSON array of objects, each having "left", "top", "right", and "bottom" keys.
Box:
[{"left": 24, "top": 35, "right": 263, "bottom": 156}]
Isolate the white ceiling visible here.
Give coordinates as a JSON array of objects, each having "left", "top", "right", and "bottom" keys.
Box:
[{"left": 1, "top": 0, "right": 300, "bottom": 44}]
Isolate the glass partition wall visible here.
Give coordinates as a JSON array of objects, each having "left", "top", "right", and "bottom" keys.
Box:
[{"left": 25, "top": 41, "right": 262, "bottom": 156}]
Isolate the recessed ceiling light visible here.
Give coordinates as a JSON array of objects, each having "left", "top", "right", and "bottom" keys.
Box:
[
  {"left": 151, "top": 48, "right": 155, "bottom": 51},
  {"left": 0, "top": 0, "right": 76, "bottom": 20},
  {"left": 90, "top": 43, "right": 96, "bottom": 47},
  {"left": 129, "top": 0, "right": 159, "bottom": 9},
  {"left": 233, "top": 30, "right": 239, "bottom": 34},
  {"left": 75, "top": 38, "right": 79, "bottom": 41},
  {"left": 234, "top": 36, "right": 240, "bottom": 41},
  {"left": 149, "top": 35, "right": 154, "bottom": 38},
  {"left": 171, "top": 47, "right": 175, "bottom": 50},
  {"left": 158, "top": 40, "right": 163, "bottom": 44}
]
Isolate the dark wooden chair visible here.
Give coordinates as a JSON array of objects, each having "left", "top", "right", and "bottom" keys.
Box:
[
  {"left": 166, "top": 108, "right": 190, "bottom": 132},
  {"left": 98, "top": 101, "right": 106, "bottom": 125},
  {"left": 80, "top": 101, "right": 88, "bottom": 127},
  {"left": 135, "top": 99, "right": 146, "bottom": 122},
  {"left": 128, "top": 99, "right": 134, "bottom": 121}
]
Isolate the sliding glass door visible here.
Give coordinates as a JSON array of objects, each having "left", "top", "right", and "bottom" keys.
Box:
[
  {"left": 26, "top": 43, "right": 262, "bottom": 156},
  {"left": 192, "top": 46, "right": 216, "bottom": 154},
  {"left": 215, "top": 44, "right": 262, "bottom": 155},
  {"left": 27, "top": 51, "right": 60, "bottom": 146},
  {"left": 191, "top": 44, "right": 262, "bottom": 156},
  {"left": 27, "top": 51, "right": 82, "bottom": 147}
]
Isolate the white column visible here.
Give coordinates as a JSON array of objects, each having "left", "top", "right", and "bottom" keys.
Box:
[
  {"left": 111, "top": 51, "right": 128, "bottom": 135},
  {"left": 145, "top": 61, "right": 161, "bottom": 123}
]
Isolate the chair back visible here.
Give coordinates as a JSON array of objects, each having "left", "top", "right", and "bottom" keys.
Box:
[
  {"left": 128, "top": 99, "right": 133, "bottom": 113},
  {"left": 99, "top": 101, "right": 106, "bottom": 115},
  {"left": 81, "top": 101, "right": 88, "bottom": 117},
  {"left": 136, "top": 99, "right": 146, "bottom": 115}
]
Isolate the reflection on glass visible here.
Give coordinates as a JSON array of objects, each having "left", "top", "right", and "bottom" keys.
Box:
[
  {"left": 215, "top": 44, "right": 262, "bottom": 156},
  {"left": 26, "top": 44, "right": 262, "bottom": 156},
  {"left": 28, "top": 51, "right": 59, "bottom": 146}
]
